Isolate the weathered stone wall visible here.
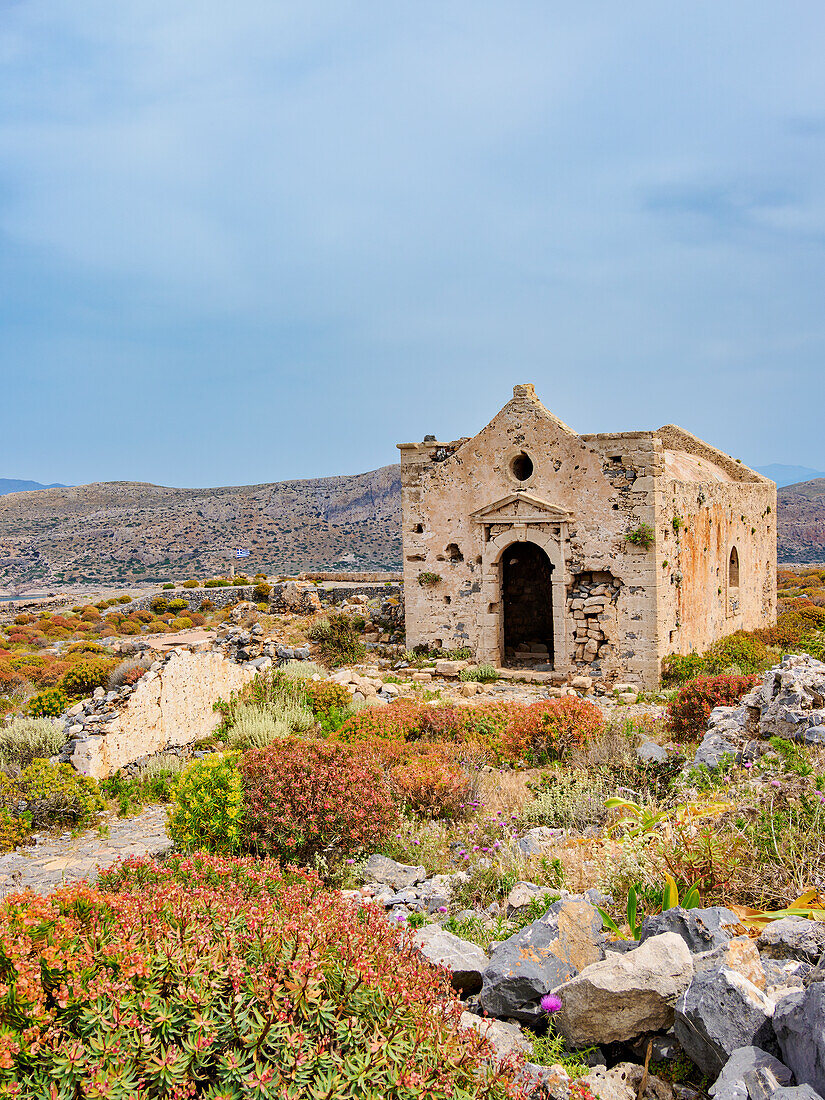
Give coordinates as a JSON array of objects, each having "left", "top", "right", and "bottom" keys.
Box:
[
  {"left": 123, "top": 582, "right": 403, "bottom": 615},
  {"left": 70, "top": 649, "right": 254, "bottom": 778},
  {"left": 399, "top": 385, "right": 776, "bottom": 687}
]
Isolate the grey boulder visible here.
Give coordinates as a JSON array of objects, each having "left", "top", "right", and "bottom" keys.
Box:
[
  {"left": 773, "top": 1090, "right": 825, "bottom": 1100},
  {"left": 758, "top": 918, "right": 825, "bottom": 966},
  {"left": 709, "top": 1047, "right": 793, "bottom": 1100},
  {"left": 675, "top": 967, "right": 778, "bottom": 1076},
  {"left": 479, "top": 899, "right": 603, "bottom": 1024},
  {"left": 554, "top": 932, "right": 693, "bottom": 1046},
  {"left": 361, "top": 854, "right": 426, "bottom": 890},
  {"left": 641, "top": 906, "right": 742, "bottom": 954},
  {"left": 773, "top": 983, "right": 825, "bottom": 1095},
  {"left": 413, "top": 925, "right": 488, "bottom": 995},
  {"left": 459, "top": 1012, "right": 532, "bottom": 1059}
]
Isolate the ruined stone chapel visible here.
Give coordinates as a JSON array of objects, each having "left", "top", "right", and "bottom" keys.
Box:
[{"left": 399, "top": 384, "right": 776, "bottom": 687}]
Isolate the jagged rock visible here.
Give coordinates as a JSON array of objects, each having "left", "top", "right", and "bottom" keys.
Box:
[
  {"left": 413, "top": 926, "right": 488, "bottom": 995},
  {"left": 360, "top": 854, "right": 426, "bottom": 890},
  {"left": 674, "top": 967, "right": 778, "bottom": 1076},
  {"left": 637, "top": 740, "right": 669, "bottom": 763},
  {"left": 761, "top": 958, "right": 810, "bottom": 998},
  {"left": 640, "top": 907, "right": 742, "bottom": 953},
  {"left": 554, "top": 932, "right": 693, "bottom": 1045},
  {"left": 479, "top": 899, "right": 603, "bottom": 1024},
  {"left": 516, "top": 826, "right": 563, "bottom": 856},
  {"left": 518, "top": 1062, "right": 571, "bottom": 1100},
  {"left": 507, "top": 881, "right": 554, "bottom": 914},
  {"left": 695, "top": 937, "right": 766, "bottom": 990},
  {"left": 757, "top": 918, "right": 825, "bottom": 965},
  {"left": 773, "top": 983, "right": 825, "bottom": 1095},
  {"left": 580, "top": 1062, "right": 673, "bottom": 1100},
  {"left": 773, "top": 1089, "right": 825, "bottom": 1100},
  {"left": 708, "top": 1047, "right": 793, "bottom": 1100},
  {"left": 459, "top": 1012, "right": 532, "bottom": 1059}
]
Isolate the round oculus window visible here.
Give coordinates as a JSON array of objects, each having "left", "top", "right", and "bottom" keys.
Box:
[{"left": 511, "top": 452, "right": 534, "bottom": 481}]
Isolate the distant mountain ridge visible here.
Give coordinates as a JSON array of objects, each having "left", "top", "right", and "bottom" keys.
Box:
[
  {"left": 0, "top": 479, "right": 68, "bottom": 496},
  {"left": 755, "top": 464, "right": 825, "bottom": 487},
  {"left": 0, "top": 467, "right": 401, "bottom": 587}
]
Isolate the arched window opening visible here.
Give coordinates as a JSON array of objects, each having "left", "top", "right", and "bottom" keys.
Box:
[{"left": 729, "top": 547, "right": 740, "bottom": 588}]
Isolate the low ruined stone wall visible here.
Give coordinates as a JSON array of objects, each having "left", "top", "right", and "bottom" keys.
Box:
[
  {"left": 67, "top": 649, "right": 254, "bottom": 779},
  {"left": 122, "top": 582, "right": 403, "bottom": 616}
]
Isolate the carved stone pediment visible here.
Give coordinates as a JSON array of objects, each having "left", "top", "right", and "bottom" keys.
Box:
[{"left": 470, "top": 492, "right": 571, "bottom": 524}]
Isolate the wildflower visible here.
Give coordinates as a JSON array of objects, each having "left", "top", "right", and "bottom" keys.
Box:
[
  {"left": 540, "top": 993, "right": 562, "bottom": 1014},
  {"left": 437, "top": 906, "right": 448, "bottom": 913},
  {"left": 743, "top": 762, "right": 753, "bottom": 769},
  {"left": 345, "top": 859, "right": 354, "bottom": 865},
  {"left": 770, "top": 780, "right": 781, "bottom": 788}
]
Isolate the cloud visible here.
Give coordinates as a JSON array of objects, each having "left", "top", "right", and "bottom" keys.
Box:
[{"left": 0, "top": 1, "right": 824, "bottom": 484}]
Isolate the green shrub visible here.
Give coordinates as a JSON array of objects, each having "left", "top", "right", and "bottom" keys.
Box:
[
  {"left": 167, "top": 598, "right": 188, "bottom": 612},
  {"left": 11, "top": 759, "right": 103, "bottom": 829},
  {"left": 661, "top": 652, "right": 706, "bottom": 685},
  {"left": 303, "top": 678, "right": 352, "bottom": 718},
  {"left": 0, "top": 718, "right": 65, "bottom": 771},
  {"left": 167, "top": 754, "right": 245, "bottom": 853},
  {"left": 242, "top": 739, "right": 398, "bottom": 864},
  {"left": 521, "top": 770, "right": 612, "bottom": 831},
  {"left": 252, "top": 581, "right": 272, "bottom": 602},
  {"left": 417, "top": 571, "right": 441, "bottom": 586},
  {"left": 117, "top": 594, "right": 132, "bottom": 603},
  {"left": 204, "top": 578, "right": 230, "bottom": 588},
  {"left": 182, "top": 578, "right": 199, "bottom": 588},
  {"left": 703, "top": 631, "right": 770, "bottom": 674},
  {"left": 59, "top": 659, "right": 113, "bottom": 698},
  {"left": 149, "top": 596, "right": 169, "bottom": 614},
  {"left": 460, "top": 664, "right": 500, "bottom": 683},
  {"left": 0, "top": 854, "right": 521, "bottom": 1097},
  {"left": 25, "top": 688, "right": 68, "bottom": 719},
  {"left": 161, "top": 582, "right": 174, "bottom": 590},
  {"left": 225, "top": 704, "right": 291, "bottom": 750},
  {"left": 311, "top": 613, "right": 366, "bottom": 667}
]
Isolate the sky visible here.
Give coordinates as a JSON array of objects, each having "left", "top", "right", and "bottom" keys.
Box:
[{"left": 1, "top": 1, "right": 824, "bottom": 488}]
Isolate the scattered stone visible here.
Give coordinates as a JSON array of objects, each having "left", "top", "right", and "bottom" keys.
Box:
[
  {"left": 674, "top": 967, "right": 778, "bottom": 1077},
  {"left": 413, "top": 926, "right": 488, "bottom": 995},
  {"left": 554, "top": 932, "right": 693, "bottom": 1045},
  {"left": 506, "top": 881, "right": 554, "bottom": 914},
  {"left": 637, "top": 741, "right": 669, "bottom": 763}
]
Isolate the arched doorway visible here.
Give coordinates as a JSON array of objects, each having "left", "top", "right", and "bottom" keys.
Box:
[{"left": 502, "top": 541, "right": 554, "bottom": 664}]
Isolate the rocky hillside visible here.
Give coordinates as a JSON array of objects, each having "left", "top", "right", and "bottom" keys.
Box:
[
  {"left": 0, "top": 466, "right": 401, "bottom": 587},
  {"left": 777, "top": 478, "right": 825, "bottom": 563}
]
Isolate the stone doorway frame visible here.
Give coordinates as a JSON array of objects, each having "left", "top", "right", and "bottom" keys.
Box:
[{"left": 471, "top": 492, "right": 573, "bottom": 671}]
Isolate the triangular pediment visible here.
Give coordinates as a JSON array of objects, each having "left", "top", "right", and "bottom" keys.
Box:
[{"left": 470, "top": 492, "right": 571, "bottom": 523}]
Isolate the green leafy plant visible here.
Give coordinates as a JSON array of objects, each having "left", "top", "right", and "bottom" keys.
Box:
[
  {"left": 310, "top": 613, "right": 366, "bottom": 667},
  {"left": 25, "top": 688, "right": 68, "bottom": 718},
  {"left": 417, "top": 571, "right": 442, "bottom": 587},
  {"left": 0, "top": 718, "right": 66, "bottom": 771},
  {"left": 0, "top": 854, "right": 523, "bottom": 1098},
  {"left": 625, "top": 523, "right": 654, "bottom": 549},
  {"left": 167, "top": 754, "right": 245, "bottom": 853},
  {"left": 460, "top": 665, "right": 500, "bottom": 683}
]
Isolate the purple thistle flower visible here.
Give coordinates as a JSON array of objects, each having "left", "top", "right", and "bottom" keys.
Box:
[{"left": 541, "top": 994, "right": 563, "bottom": 1014}]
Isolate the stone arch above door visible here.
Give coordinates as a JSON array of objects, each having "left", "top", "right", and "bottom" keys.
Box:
[{"left": 477, "top": 522, "right": 572, "bottom": 670}]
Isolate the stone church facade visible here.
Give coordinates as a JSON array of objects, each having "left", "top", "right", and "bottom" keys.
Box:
[{"left": 398, "top": 384, "right": 776, "bottom": 687}]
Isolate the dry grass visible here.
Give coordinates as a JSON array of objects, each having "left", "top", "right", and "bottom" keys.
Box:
[{"left": 477, "top": 770, "right": 536, "bottom": 817}]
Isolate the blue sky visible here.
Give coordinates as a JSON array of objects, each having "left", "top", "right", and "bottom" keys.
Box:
[{"left": 1, "top": 1, "right": 824, "bottom": 487}]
